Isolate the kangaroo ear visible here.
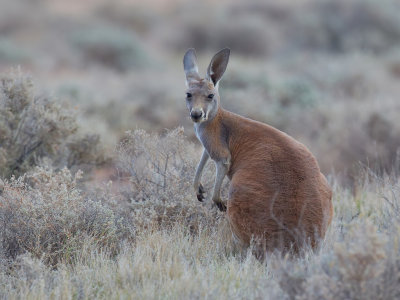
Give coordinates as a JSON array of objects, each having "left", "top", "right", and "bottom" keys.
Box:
[
  {"left": 183, "top": 48, "right": 200, "bottom": 83},
  {"left": 206, "top": 48, "right": 230, "bottom": 86}
]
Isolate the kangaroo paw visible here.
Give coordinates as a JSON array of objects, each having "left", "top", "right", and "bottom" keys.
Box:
[
  {"left": 213, "top": 199, "right": 227, "bottom": 212},
  {"left": 196, "top": 183, "right": 205, "bottom": 202}
]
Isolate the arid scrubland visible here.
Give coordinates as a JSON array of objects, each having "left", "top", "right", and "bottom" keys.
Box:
[
  {"left": 1, "top": 72, "right": 400, "bottom": 299},
  {"left": 2, "top": 0, "right": 400, "bottom": 177},
  {"left": 2, "top": 0, "right": 400, "bottom": 299}
]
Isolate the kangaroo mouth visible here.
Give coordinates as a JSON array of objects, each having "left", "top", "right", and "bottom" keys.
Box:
[
  {"left": 191, "top": 114, "right": 208, "bottom": 123},
  {"left": 191, "top": 116, "right": 201, "bottom": 123}
]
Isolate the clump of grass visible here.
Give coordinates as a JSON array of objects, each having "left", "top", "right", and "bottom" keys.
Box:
[{"left": 0, "top": 71, "right": 106, "bottom": 179}]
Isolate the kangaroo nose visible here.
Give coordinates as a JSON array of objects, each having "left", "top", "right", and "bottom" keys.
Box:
[{"left": 190, "top": 110, "right": 203, "bottom": 121}]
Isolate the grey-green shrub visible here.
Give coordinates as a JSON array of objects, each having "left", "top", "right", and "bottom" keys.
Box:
[
  {"left": 116, "top": 128, "right": 223, "bottom": 232},
  {"left": 2, "top": 172, "right": 400, "bottom": 299},
  {"left": 72, "top": 26, "right": 148, "bottom": 72},
  {"left": 290, "top": 0, "right": 400, "bottom": 53},
  {"left": 0, "top": 166, "right": 132, "bottom": 266},
  {"left": 0, "top": 71, "right": 105, "bottom": 179},
  {"left": 0, "top": 38, "right": 30, "bottom": 63}
]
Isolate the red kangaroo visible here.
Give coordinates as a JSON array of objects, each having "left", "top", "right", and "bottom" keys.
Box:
[{"left": 183, "top": 48, "right": 333, "bottom": 252}]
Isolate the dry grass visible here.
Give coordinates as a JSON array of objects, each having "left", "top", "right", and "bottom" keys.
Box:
[
  {"left": 1, "top": 176, "right": 400, "bottom": 299},
  {"left": 1, "top": 125, "right": 400, "bottom": 299}
]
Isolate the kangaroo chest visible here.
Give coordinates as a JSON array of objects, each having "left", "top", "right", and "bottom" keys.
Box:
[
  {"left": 194, "top": 124, "right": 211, "bottom": 153},
  {"left": 194, "top": 123, "right": 231, "bottom": 162}
]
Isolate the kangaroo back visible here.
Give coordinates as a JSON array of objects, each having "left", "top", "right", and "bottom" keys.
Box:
[{"left": 219, "top": 110, "right": 333, "bottom": 252}]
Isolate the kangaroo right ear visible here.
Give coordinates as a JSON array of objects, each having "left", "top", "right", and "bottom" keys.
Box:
[{"left": 183, "top": 48, "right": 200, "bottom": 84}]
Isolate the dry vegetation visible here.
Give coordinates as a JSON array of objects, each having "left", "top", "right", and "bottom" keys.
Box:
[
  {"left": 1, "top": 0, "right": 400, "bottom": 299},
  {"left": 2, "top": 120, "right": 400, "bottom": 298},
  {"left": 2, "top": 0, "right": 400, "bottom": 177},
  {"left": 0, "top": 72, "right": 106, "bottom": 178}
]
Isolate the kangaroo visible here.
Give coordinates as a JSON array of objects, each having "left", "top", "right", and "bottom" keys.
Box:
[{"left": 183, "top": 48, "right": 333, "bottom": 253}]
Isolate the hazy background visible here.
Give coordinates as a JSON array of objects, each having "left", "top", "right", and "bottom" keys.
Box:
[{"left": 2, "top": 0, "right": 400, "bottom": 182}]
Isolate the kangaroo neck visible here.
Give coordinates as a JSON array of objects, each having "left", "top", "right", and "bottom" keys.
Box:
[
  {"left": 194, "top": 107, "right": 230, "bottom": 157},
  {"left": 194, "top": 107, "right": 233, "bottom": 164},
  {"left": 195, "top": 107, "right": 224, "bottom": 134}
]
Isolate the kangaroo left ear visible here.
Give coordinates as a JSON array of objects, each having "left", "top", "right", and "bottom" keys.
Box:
[{"left": 206, "top": 48, "right": 230, "bottom": 86}]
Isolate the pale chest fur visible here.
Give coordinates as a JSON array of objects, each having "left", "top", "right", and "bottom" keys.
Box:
[
  {"left": 194, "top": 123, "right": 231, "bottom": 163},
  {"left": 194, "top": 123, "right": 209, "bottom": 152}
]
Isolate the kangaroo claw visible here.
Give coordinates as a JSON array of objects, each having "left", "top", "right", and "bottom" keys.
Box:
[
  {"left": 213, "top": 200, "right": 227, "bottom": 212},
  {"left": 196, "top": 183, "right": 205, "bottom": 202}
]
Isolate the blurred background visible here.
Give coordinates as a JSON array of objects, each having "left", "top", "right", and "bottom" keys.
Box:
[{"left": 2, "top": 0, "right": 400, "bottom": 183}]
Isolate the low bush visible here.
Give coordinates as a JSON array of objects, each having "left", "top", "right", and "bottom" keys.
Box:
[
  {"left": 0, "top": 71, "right": 106, "bottom": 179},
  {"left": 116, "top": 128, "right": 224, "bottom": 232},
  {"left": 164, "top": 4, "right": 270, "bottom": 56},
  {"left": 71, "top": 25, "right": 149, "bottom": 72},
  {"left": 2, "top": 173, "right": 400, "bottom": 298},
  {"left": 290, "top": 0, "right": 400, "bottom": 53},
  {"left": 0, "top": 166, "right": 133, "bottom": 266},
  {"left": 0, "top": 38, "right": 30, "bottom": 63}
]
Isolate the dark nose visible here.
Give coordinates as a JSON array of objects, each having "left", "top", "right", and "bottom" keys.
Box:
[{"left": 190, "top": 110, "right": 203, "bottom": 121}]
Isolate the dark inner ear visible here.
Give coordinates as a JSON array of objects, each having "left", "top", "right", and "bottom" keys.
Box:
[{"left": 207, "top": 48, "right": 230, "bottom": 85}]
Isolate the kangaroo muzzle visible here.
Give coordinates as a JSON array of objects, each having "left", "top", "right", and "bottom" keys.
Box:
[{"left": 190, "top": 109, "right": 204, "bottom": 122}]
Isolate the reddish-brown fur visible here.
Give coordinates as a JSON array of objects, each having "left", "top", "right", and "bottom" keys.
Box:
[
  {"left": 208, "top": 109, "right": 332, "bottom": 251},
  {"left": 183, "top": 48, "right": 333, "bottom": 253}
]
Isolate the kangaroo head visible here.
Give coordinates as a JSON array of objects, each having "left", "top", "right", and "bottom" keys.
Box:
[{"left": 183, "top": 48, "right": 230, "bottom": 123}]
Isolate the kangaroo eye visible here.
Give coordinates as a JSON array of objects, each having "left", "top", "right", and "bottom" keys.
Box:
[
  {"left": 207, "top": 94, "right": 214, "bottom": 99},
  {"left": 186, "top": 93, "right": 192, "bottom": 99}
]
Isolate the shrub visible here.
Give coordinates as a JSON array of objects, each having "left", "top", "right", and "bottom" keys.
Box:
[
  {"left": 275, "top": 78, "right": 318, "bottom": 109},
  {"left": 116, "top": 128, "right": 223, "bottom": 232},
  {"left": 0, "top": 71, "right": 106, "bottom": 179},
  {"left": 0, "top": 166, "right": 132, "bottom": 266},
  {"left": 273, "top": 171, "right": 400, "bottom": 300},
  {"left": 266, "top": 78, "right": 319, "bottom": 130},
  {"left": 164, "top": 4, "right": 270, "bottom": 56},
  {"left": 290, "top": 0, "right": 400, "bottom": 54},
  {"left": 1, "top": 152, "right": 400, "bottom": 298},
  {"left": 0, "top": 38, "right": 30, "bottom": 63},
  {"left": 71, "top": 26, "right": 149, "bottom": 72},
  {"left": 275, "top": 221, "right": 392, "bottom": 300}
]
